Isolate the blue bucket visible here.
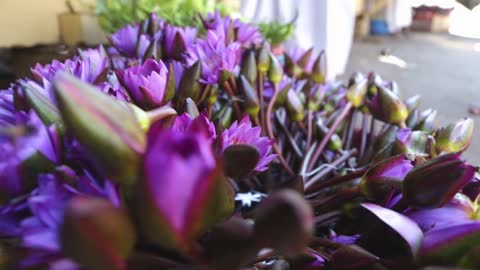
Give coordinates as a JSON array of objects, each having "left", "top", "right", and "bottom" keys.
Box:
[{"left": 370, "top": 19, "right": 390, "bottom": 35}]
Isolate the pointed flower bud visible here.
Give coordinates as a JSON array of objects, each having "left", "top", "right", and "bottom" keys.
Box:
[
  {"left": 367, "top": 86, "right": 408, "bottom": 125},
  {"left": 184, "top": 98, "right": 200, "bottom": 118},
  {"left": 60, "top": 197, "right": 135, "bottom": 270},
  {"left": 163, "top": 24, "right": 197, "bottom": 60},
  {"left": 392, "top": 129, "right": 430, "bottom": 157},
  {"left": 405, "top": 95, "right": 421, "bottom": 113},
  {"left": 283, "top": 52, "right": 303, "bottom": 78},
  {"left": 403, "top": 153, "right": 476, "bottom": 208},
  {"left": 240, "top": 75, "right": 260, "bottom": 117},
  {"left": 269, "top": 53, "right": 284, "bottom": 84},
  {"left": 346, "top": 73, "right": 368, "bottom": 108},
  {"left": 311, "top": 51, "right": 326, "bottom": 84},
  {"left": 435, "top": 118, "right": 474, "bottom": 154},
  {"left": 296, "top": 47, "right": 315, "bottom": 69},
  {"left": 308, "top": 83, "right": 327, "bottom": 111},
  {"left": 22, "top": 81, "right": 65, "bottom": 134},
  {"left": 415, "top": 108, "right": 438, "bottom": 133},
  {"left": 254, "top": 190, "right": 314, "bottom": 257},
  {"left": 241, "top": 50, "right": 258, "bottom": 85},
  {"left": 360, "top": 155, "right": 413, "bottom": 201},
  {"left": 173, "top": 60, "right": 202, "bottom": 111},
  {"left": 286, "top": 89, "right": 305, "bottom": 122},
  {"left": 142, "top": 38, "right": 161, "bottom": 62},
  {"left": 406, "top": 109, "right": 420, "bottom": 129},
  {"left": 256, "top": 44, "right": 270, "bottom": 74},
  {"left": 135, "top": 127, "right": 234, "bottom": 252},
  {"left": 314, "top": 119, "right": 343, "bottom": 151},
  {"left": 54, "top": 73, "right": 145, "bottom": 187}
]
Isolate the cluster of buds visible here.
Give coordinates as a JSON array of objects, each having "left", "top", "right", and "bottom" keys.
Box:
[{"left": 0, "top": 11, "right": 478, "bottom": 270}]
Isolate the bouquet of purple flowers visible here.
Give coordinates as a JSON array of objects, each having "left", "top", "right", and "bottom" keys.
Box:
[{"left": 0, "top": 11, "right": 479, "bottom": 270}]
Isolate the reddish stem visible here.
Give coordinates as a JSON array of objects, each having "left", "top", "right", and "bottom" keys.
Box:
[
  {"left": 266, "top": 83, "right": 295, "bottom": 176},
  {"left": 359, "top": 114, "right": 369, "bottom": 158},
  {"left": 306, "top": 168, "right": 366, "bottom": 194},
  {"left": 307, "top": 102, "right": 353, "bottom": 172},
  {"left": 307, "top": 110, "right": 313, "bottom": 150}
]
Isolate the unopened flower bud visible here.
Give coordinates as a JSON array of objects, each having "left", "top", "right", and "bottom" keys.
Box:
[
  {"left": 254, "top": 190, "right": 314, "bottom": 257},
  {"left": 435, "top": 118, "right": 474, "bottom": 154},
  {"left": 269, "top": 53, "right": 284, "bottom": 84},
  {"left": 60, "top": 197, "right": 135, "bottom": 270},
  {"left": 403, "top": 153, "right": 475, "bottom": 208},
  {"left": 240, "top": 76, "right": 260, "bottom": 117},
  {"left": 54, "top": 73, "right": 145, "bottom": 187}
]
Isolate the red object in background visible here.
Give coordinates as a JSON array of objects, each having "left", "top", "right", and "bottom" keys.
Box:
[{"left": 411, "top": 5, "right": 453, "bottom": 32}]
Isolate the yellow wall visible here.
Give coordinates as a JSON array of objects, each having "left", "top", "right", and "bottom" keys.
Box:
[{"left": 0, "top": 0, "right": 95, "bottom": 47}]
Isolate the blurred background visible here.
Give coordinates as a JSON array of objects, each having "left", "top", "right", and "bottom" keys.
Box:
[{"left": 0, "top": 0, "right": 479, "bottom": 160}]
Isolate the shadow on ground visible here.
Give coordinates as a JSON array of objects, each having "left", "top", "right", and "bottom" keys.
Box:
[{"left": 345, "top": 33, "right": 480, "bottom": 163}]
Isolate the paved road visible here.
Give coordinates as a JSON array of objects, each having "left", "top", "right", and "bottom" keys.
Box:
[{"left": 345, "top": 33, "right": 480, "bottom": 163}]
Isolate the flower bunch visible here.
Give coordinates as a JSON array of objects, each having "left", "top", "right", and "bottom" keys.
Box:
[{"left": 0, "top": 12, "right": 479, "bottom": 270}]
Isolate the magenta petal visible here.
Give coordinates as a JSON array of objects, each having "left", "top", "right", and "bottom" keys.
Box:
[
  {"left": 420, "top": 222, "right": 480, "bottom": 265},
  {"left": 361, "top": 203, "right": 424, "bottom": 256},
  {"left": 405, "top": 194, "right": 474, "bottom": 232}
]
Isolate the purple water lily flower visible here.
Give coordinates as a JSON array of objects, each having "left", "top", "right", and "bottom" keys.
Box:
[
  {"left": 220, "top": 116, "right": 276, "bottom": 172},
  {"left": 116, "top": 58, "right": 169, "bottom": 109},
  {"left": 31, "top": 59, "right": 72, "bottom": 83},
  {"left": 203, "top": 11, "right": 262, "bottom": 47},
  {"left": 21, "top": 175, "right": 74, "bottom": 251},
  {"left": 163, "top": 24, "right": 197, "bottom": 59},
  {"left": 186, "top": 27, "right": 241, "bottom": 84},
  {"left": 405, "top": 193, "right": 475, "bottom": 232},
  {"left": 236, "top": 22, "right": 263, "bottom": 47},
  {"left": 0, "top": 112, "right": 58, "bottom": 198},
  {"left": 171, "top": 113, "right": 216, "bottom": 142},
  {"left": 419, "top": 222, "right": 480, "bottom": 265},
  {"left": 109, "top": 24, "right": 151, "bottom": 58},
  {"left": 203, "top": 10, "right": 225, "bottom": 29},
  {"left": 18, "top": 171, "right": 120, "bottom": 270},
  {"left": 76, "top": 46, "right": 109, "bottom": 84},
  {"left": 31, "top": 48, "right": 108, "bottom": 86},
  {"left": 0, "top": 88, "right": 16, "bottom": 126}
]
